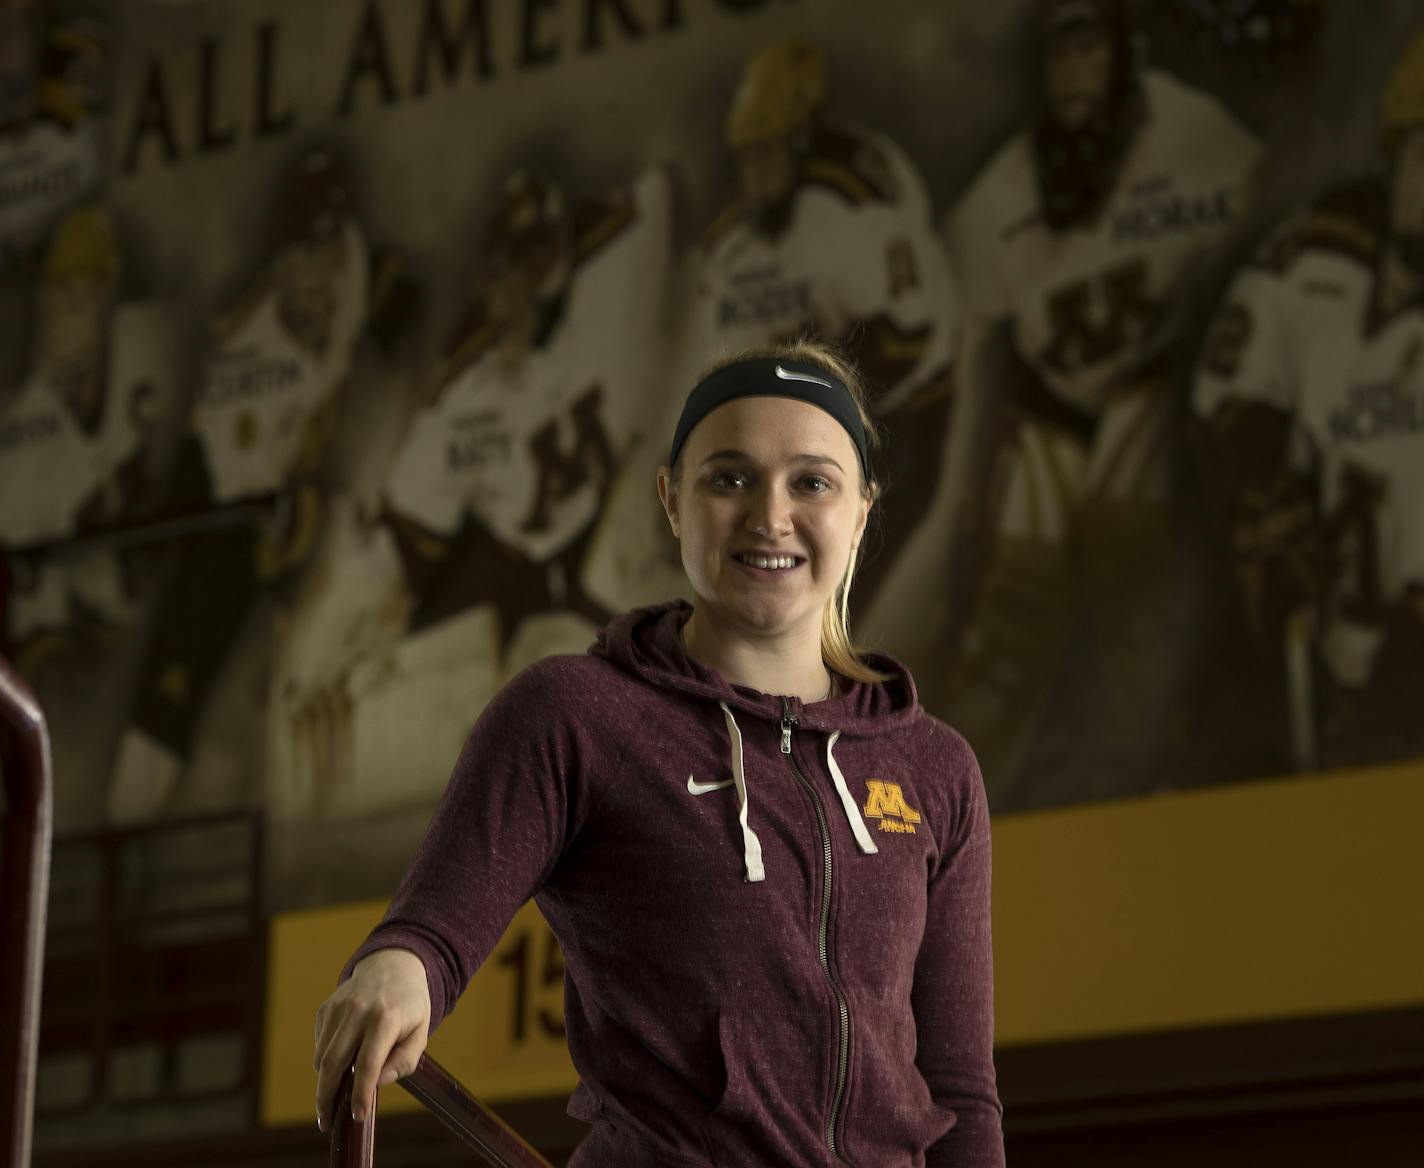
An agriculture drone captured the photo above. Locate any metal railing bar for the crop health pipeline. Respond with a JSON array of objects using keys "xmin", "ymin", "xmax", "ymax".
[
  {"xmin": 330, "ymin": 1055, "xmax": 553, "ymax": 1168},
  {"xmin": 0, "ymin": 655, "xmax": 54, "ymax": 1168}
]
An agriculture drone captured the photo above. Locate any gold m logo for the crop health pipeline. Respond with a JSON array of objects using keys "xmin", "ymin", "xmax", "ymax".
[{"xmin": 863, "ymin": 781, "xmax": 921, "ymax": 834}]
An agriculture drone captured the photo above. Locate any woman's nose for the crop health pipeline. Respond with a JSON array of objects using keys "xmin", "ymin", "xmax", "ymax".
[{"xmin": 747, "ymin": 483, "xmax": 793, "ymax": 538}]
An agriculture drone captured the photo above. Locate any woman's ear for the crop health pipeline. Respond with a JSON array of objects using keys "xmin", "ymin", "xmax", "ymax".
[
  {"xmin": 657, "ymin": 467, "xmax": 680, "ymax": 538},
  {"xmin": 853, "ymin": 483, "xmax": 875, "ymax": 547}
]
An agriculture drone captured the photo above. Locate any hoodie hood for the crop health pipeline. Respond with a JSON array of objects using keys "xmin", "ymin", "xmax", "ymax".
[{"xmin": 589, "ymin": 599, "xmax": 922, "ymax": 738}]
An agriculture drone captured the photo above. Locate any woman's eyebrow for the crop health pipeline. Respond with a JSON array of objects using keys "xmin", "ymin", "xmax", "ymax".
[
  {"xmin": 700, "ymin": 448, "xmax": 750, "ymax": 464},
  {"xmin": 701, "ymin": 449, "xmax": 844, "ymax": 472},
  {"xmin": 794, "ymin": 454, "xmax": 845, "ymax": 472}
]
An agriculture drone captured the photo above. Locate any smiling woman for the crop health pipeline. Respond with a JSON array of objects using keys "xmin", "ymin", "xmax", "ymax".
[
  {"xmin": 313, "ymin": 339, "xmax": 1005, "ymax": 1167},
  {"xmin": 658, "ymin": 344, "xmax": 890, "ymax": 698}
]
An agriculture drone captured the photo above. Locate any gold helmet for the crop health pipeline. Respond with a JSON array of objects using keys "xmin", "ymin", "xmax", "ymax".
[
  {"xmin": 43, "ymin": 205, "xmax": 119, "ymax": 286},
  {"xmin": 1384, "ymin": 31, "xmax": 1424, "ymax": 134},
  {"xmin": 725, "ymin": 39, "xmax": 826, "ymax": 150}
]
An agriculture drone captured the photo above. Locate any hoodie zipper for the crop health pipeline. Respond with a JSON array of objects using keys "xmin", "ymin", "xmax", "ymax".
[{"xmin": 781, "ymin": 697, "xmax": 852, "ymax": 1166}]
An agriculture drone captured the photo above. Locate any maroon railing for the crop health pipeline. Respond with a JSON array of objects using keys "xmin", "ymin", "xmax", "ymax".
[
  {"xmin": 330, "ymin": 1055, "xmax": 553, "ymax": 1168},
  {"xmin": 0, "ymin": 656, "xmax": 54, "ymax": 1168}
]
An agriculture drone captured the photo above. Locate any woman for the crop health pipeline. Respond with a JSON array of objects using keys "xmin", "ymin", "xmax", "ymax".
[{"xmin": 313, "ymin": 342, "xmax": 1004, "ymax": 1166}]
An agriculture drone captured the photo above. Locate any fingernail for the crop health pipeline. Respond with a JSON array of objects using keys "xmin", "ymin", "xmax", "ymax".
[{"xmin": 317, "ymin": 1112, "xmax": 325, "ymax": 1134}]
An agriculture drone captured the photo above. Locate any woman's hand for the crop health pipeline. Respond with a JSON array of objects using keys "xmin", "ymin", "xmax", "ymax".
[{"xmin": 314, "ymin": 948, "xmax": 431, "ymax": 1133}]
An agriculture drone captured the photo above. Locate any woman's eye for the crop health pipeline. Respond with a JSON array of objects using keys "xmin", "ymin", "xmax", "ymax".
[
  {"xmin": 710, "ymin": 471, "xmax": 747, "ymax": 489},
  {"xmin": 800, "ymin": 475, "xmax": 833, "ymax": 493}
]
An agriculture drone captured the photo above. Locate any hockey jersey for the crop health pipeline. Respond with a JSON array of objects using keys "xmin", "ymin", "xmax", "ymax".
[
  {"xmin": 1194, "ymin": 183, "xmax": 1424, "ymax": 683},
  {"xmin": 385, "ymin": 168, "xmax": 672, "ymax": 565},
  {"xmin": 191, "ymin": 222, "xmax": 369, "ymax": 503},
  {"xmin": 0, "ymin": 301, "xmax": 172, "ymax": 546},
  {"xmin": 950, "ymin": 69, "xmax": 1260, "ymax": 414},
  {"xmin": 697, "ymin": 122, "xmax": 955, "ymax": 412},
  {"xmin": 0, "ymin": 115, "xmax": 100, "ymax": 264}
]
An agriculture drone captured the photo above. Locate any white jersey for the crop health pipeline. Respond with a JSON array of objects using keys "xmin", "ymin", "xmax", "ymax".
[
  {"xmin": 0, "ymin": 116, "xmax": 101, "ymax": 265},
  {"xmin": 192, "ymin": 222, "xmax": 369, "ymax": 502},
  {"xmin": 0, "ymin": 301, "xmax": 174, "ymax": 546},
  {"xmin": 1194, "ymin": 187, "xmax": 1424, "ymax": 680},
  {"xmin": 950, "ymin": 69, "xmax": 1260, "ymax": 412},
  {"xmin": 697, "ymin": 124, "xmax": 955, "ymax": 411},
  {"xmin": 385, "ymin": 168, "xmax": 672, "ymax": 564}
]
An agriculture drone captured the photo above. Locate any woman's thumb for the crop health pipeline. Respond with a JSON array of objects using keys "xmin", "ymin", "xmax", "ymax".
[{"xmin": 379, "ymin": 1031, "xmax": 426, "ymax": 1087}]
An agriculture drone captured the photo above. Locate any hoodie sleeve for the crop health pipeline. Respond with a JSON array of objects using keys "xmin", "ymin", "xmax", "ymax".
[
  {"xmin": 914, "ymin": 727, "xmax": 1005, "ymax": 1167},
  {"xmin": 340, "ymin": 657, "xmax": 609, "ymax": 1027}
]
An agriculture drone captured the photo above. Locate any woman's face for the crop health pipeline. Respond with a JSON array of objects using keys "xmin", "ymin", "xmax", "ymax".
[{"xmin": 659, "ymin": 395, "xmax": 871, "ymax": 645}]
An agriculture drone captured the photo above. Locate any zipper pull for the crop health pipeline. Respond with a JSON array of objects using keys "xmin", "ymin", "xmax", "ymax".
[{"xmin": 780, "ymin": 696, "xmax": 796, "ymax": 754}]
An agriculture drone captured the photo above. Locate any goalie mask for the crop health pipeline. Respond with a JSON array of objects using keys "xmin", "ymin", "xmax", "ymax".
[
  {"xmin": 1033, "ymin": 0, "xmax": 1143, "ymax": 231},
  {"xmin": 271, "ymin": 149, "xmax": 354, "ymax": 353},
  {"xmin": 482, "ymin": 171, "xmax": 573, "ymax": 337}
]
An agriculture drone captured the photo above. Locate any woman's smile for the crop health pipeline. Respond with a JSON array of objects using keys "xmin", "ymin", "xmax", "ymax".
[{"xmin": 732, "ymin": 549, "xmax": 806, "ymax": 575}]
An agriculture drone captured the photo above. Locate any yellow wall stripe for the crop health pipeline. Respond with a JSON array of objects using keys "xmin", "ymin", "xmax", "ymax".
[
  {"xmin": 263, "ymin": 759, "xmax": 1424, "ymax": 1126},
  {"xmin": 993, "ymin": 758, "xmax": 1424, "ymax": 1044}
]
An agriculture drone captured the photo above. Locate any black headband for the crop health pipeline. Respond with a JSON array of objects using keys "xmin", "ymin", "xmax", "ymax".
[{"xmin": 669, "ymin": 356, "xmax": 871, "ymax": 479}]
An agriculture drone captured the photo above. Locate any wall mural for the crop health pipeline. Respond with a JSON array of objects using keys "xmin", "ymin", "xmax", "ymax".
[{"xmin": 3, "ymin": 0, "xmax": 1422, "ymax": 913}]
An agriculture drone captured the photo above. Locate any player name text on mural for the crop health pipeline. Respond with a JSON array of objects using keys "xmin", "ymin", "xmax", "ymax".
[
  {"xmin": 1111, "ymin": 185, "xmax": 1237, "ymax": 244},
  {"xmin": 202, "ymin": 349, "xmax": 304, "ymax": 405}
]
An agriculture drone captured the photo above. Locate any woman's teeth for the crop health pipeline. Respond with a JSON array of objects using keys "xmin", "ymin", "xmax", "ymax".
[{"xmin": 740, "ymin": 554, "xmax": 798, "ymax": 569}]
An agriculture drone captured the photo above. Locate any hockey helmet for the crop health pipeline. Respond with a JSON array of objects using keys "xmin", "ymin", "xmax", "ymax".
[
  {"xmin": 1039, "ymin": 0, "xmax": 1131, "ymax": 35},
  {"xmin": 43, "ymin": 18, "xmax": 107, "ymax": 124},
  {"xmin": 0, "ymin": 0, "xmax": 40, "ymax": 77},
  {"xmin": 725, "ymin": 39, "xmax": 826, "ymax": 150},
  {"xmin": 1384, "ymin": 31, "xmax": 1424, "ymax": 135},
  {"xmin": 482, "ymin": 170, "xmax": 572, "ymax": 295},
  {"xmin": 272, "ymin": 148, "xmax": 353, "ymax": 250},
  {"xmin": 42, "ymin": 204, "xmax": 119, "ymax": 286}
]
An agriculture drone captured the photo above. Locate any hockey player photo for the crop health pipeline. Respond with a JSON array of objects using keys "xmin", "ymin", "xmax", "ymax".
[
  {"xmin": 870, "ymin": 0, "xmax": 1261, "ymax": 810},
  {"xmin": 106, "ymin": 146, "xmax": 389, "ymax": 826},
  {"xmin": 1193, "ymin": 29, "xmax": 1424, "ymax": 774},
  {"xmin": 695, "ymin": 38, "xmax": 958, "ymax": 599},
  {"xmin": 0, "ymin": 204, "xmax": 179, "ymax": 673},
  {"xmin": 0, "ymin": 0, "xmax": 104, "ymax": 267},
  {"xmin": 267, "ymin": 165, "xmax": 674, "ymax": 824}
]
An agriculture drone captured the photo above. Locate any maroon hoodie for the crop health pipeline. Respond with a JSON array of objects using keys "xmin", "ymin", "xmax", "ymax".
[{"xmin": 346, "ymin": 600, "xmax": 1003, "ymax": 1166}]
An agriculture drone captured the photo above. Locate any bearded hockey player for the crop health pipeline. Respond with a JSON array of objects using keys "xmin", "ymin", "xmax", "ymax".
[
  {"xmin": 266, "ymin": 166, "xmax": 673, "ymax": 821},
  {"xmin": 696, "ymin": 38, "xmax": 957, "ymax": 595},
  {"xmin": 0, "ymin": 0, "xmax": 103, "ymax": 264},
  {"xmin": 871, "ymin": 0, "xmax": 1261, "ymax": 809},
  {"xmin": 1194, "ymin": 30, "xmax": 1424, "ymax": 771},
  {"xmin": 106, "ymin": 148, "xmax": 375, "ymax": 825}
]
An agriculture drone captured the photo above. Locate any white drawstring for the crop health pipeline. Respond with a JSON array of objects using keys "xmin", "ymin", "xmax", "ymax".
[
  {"xmin": 719, "ymin": 702, "xmax": 766, "ymax": 883},
  {"xmin": 826, "ymin": 731, "xmax": 879, "ymax": 855},
  {"xmin": 712, "ymin": 708, "xmax": 876, "ymax": 879}
]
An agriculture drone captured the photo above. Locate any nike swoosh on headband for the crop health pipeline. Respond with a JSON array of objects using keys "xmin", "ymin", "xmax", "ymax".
[
  {"xmin": 775, "ymin": 363, "xmax": 836, "ymax": 390},
  {"xmin": 687, "ymin": 774, "xmax": 736, "ymax": 795}
]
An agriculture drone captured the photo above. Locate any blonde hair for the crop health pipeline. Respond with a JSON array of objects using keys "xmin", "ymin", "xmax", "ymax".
[{"xmin": 674, "ymin": 339, "xmax": 892, "ymax": 685}]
